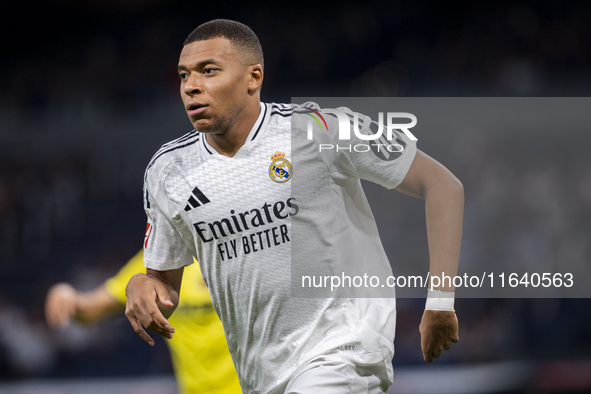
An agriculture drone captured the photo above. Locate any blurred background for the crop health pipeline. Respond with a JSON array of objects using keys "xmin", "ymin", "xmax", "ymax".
[{"xmin": 1, "ymin": 0, "xmax": 591, "ymax": 393}]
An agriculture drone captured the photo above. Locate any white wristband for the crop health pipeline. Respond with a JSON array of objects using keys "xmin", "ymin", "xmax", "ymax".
[{"xmin": 425, "ymin": 289, "xmax": 455, "ymax": 311}]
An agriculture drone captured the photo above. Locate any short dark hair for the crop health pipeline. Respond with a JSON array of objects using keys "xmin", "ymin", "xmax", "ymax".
[{"xmin": 184, "ymin": 19, "xmax": 264, "ymax": 68}]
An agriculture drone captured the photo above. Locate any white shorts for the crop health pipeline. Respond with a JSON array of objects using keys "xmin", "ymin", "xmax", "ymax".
[{"xmin": 283, "ymin": 357, "xmax": 386, "ymax": 394}]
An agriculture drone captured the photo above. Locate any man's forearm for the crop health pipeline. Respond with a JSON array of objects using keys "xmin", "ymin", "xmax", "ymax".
[
  {"xmin": 74, "ymin": 286, "xmax": 123, "ymax": 324},
  {"xmin": 424, "ymin": 176, "xmax": 464, "ymax": 292}
]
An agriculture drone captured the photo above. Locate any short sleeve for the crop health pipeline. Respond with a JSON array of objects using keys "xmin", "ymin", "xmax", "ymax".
[
  {"xmin": 143, "ymin": 169, "xmax": 194, "ymax": 271},
  {"xmin": 324, "ymin": 107, "xmax": 417, "ymax": 189}
]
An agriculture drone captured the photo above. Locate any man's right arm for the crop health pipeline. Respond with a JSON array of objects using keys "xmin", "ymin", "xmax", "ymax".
[
  {"xmin": 45, "ymin": 283, "xmax": 122, "ymax": 328},
  {"xmin": 45, "ymin": 250, "xmax": 148, "ymax": 328},
  {"xmin": 125, "ymin": 267, "xmax": 184, "ymax": 346}
]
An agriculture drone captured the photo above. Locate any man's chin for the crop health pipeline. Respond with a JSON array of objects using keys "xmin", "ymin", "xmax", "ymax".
[
  {"xmin": 191, "ymin": 117, "xmax": 231, "ymax": 135},
  {"xmin": 191, "ymin": 118, "xmax": 213, "ymax": 133}
]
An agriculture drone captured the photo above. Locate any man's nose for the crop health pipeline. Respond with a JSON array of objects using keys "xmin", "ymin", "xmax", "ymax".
[{"xmin": 184, "ymin": 73, "xmax": 202, "ymax": 96}]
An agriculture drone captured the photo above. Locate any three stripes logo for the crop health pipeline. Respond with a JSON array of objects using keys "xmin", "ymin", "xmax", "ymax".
[{"xmin": 184, "ymin": 186, "xmax": 211, "ymax": 211}]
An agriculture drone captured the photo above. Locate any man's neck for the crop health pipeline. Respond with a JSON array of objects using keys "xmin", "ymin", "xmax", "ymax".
[{"xmin": 206, "ymin": 102, "xmax": 261, "ymax": 157}]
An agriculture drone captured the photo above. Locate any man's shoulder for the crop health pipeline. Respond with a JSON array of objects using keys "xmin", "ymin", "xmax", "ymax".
[
  {"xmin": 266, "ymin": 102, "xmax": 293, "ymax": 122},
  {"xmin": 266, "ymin": 102, "xmax": 324, "ymax": 131},
  {"xmin": 267, "ymin": 101, "xmax": 357, "ymax": 124},
  {"xmin": 144, "ymin": 129, "xmax": 202, "ymax": 184},
  {"xmin": 267, "ymin": 101, "xmax": 321, "ymax": 115}
]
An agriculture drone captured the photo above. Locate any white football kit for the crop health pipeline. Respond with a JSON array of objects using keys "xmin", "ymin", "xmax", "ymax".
[{"xmin": 143, "ymin": 102, "xmax": 417, "ymax": 393}]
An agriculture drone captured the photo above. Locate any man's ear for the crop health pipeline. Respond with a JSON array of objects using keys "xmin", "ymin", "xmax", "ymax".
[{"xmin": 247, "ymin": 64, "xmax": 263, "ymax": 94}]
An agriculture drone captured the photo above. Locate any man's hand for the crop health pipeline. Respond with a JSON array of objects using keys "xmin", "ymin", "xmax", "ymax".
[
  {"xmin": 419, "ymin": 310, "xmax": 459, "ymax": 362},
  {"xmin": 45, "ymin": 283, "xmax": 78, "ymax": 328},
  {"xmin": 125, "ymin": 272, "xmax": 178, "ymax": 346}
]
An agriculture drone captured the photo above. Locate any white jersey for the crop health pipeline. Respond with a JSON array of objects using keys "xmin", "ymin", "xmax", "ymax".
[{"xmin": 143, "ymin": 102, "xmax": 417, "ymax": 393}]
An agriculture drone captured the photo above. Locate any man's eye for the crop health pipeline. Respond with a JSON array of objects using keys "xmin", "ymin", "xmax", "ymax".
[
  {"xmin": 204, "ymin": 68, "xmax": 216, "ymax": 74},
  {"xmin": 179, "ymin": 72, "xmax": 189, "ymax": 80}
]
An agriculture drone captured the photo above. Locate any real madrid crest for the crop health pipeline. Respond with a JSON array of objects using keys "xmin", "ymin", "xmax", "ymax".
[{"xmin": 268, "ymin": 151, "xmax": 292, "ymax": 183}]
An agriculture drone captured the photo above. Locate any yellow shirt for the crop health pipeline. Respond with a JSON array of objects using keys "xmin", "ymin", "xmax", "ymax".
[{"xmin": 105, "ymin": 250, "xmax": 241, "ymax": 394}]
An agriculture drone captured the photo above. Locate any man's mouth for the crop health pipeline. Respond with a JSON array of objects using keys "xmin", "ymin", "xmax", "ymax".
[{"xmin": 187, "ymin": 103, "xmax": 207, "ymax": 116}]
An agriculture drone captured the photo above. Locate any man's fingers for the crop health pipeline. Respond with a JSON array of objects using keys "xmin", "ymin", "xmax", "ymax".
[
  {"xmin": 151, "ymin": 307, "xmax": 174, "ymax": 332},
  {"xmin": 130, "ymin": 299, "xmax": 174, "ymax": 339},
  {"xmin": 128, "ymin": 316, "xmax": 155, "ymax": 346},
  {"xmin": 45, "ymin": 289, "xmax": 75, "ymax": 329},
  {"xmin": 52, "ymin": 304, "xmax": 70, "ymax": 328},
  {"xmin": 45, "ymin": 298, "xmax": 59, "ymax": 327},
  {"xmin": 419, "ymin": 310, "xmax": 459, "ymax": 362},
  {"xmin": 143, "ymin": 302, "xmax": 175, "ymax": 335},
  {"xmin": 144, "ymin": 317, "xmax": 174, "ymax": 338}
]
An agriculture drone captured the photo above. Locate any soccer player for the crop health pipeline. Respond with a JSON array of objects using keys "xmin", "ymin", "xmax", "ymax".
[
  {"xmin": 45, "ymin": 250, "xmax": 241, "ymax": 394},
  {"xmin": 126, "ymin": 19, "xmax": 463, "ymax": 393}
]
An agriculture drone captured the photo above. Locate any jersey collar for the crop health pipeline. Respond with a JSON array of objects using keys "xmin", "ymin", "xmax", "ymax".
[{"xmin": 200, "ymin": 102, "xmax": 270, "ymax": 156}]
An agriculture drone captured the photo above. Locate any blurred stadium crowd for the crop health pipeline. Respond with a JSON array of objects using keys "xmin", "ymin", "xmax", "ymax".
[{"xmin": 1, "ymin": 0, "xmax": 591, "ymax": 390}]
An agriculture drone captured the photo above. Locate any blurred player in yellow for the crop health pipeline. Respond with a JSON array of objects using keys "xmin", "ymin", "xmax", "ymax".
[{"xmin": 45, "ymin": 250, "xmax": 240, "ymax": 394}]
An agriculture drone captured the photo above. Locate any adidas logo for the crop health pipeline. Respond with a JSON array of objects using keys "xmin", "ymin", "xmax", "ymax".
[{"xmin": 184, "ymin": 186, "xmax": 210, "ymax": 211}]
